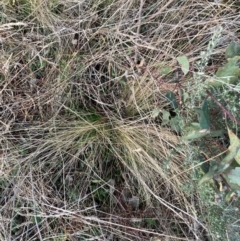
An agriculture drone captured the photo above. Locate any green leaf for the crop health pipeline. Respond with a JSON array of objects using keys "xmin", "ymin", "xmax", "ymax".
[
  {"xmin": 158, "ymin": 65, "xmax": 172, "ymax": 75},
  {"xmin": 151, "ymin": 108, "xmax": 161, "ymax": 118},
  {"xmin": 209, "ymin": 130, "xmax": 224, "ymax": 138},
  {"xmin": 199, "ymin": 161, "xmax": 219, "ymax": 185},
  {"xmin": 161, "ymin": 109, "xmax": 170, "ymax": 124},
  {"xmin": 170, "ymin": 115, "xmax": 182, "ymax": 133},
  {"xmin": 182, "ymin": 122, "xmax": 210, "ymax": 141},
  {"xmin": 177, "ymin": 55, "xmax": 189, "ymax": 75},
  {"xmin": 194, "ymin": 100, "xmax": 210, "ymax": 130},
  {"xmin": 199, "ymin": 155, "xmax": 210, "ymax": 174},
  {"xmin": 207, "ymin": 56, "xmax": 240, "ymax": 86},
  {"xmin": 190, "ymin": 122, "xmax": 201, "ymax": 129},
  {"xmin": 182, "ymin": 89, "xmax": 189, "ymax": 102},
  {"xmin": 225, "ymin": 42, "xmax": 240, "ymax": 59},
  {"xmin": 166, "ymin": 91, "xmax": 178, "ymax": 109},
  {"xmin": 237, "ymin": 190, "xmax": 240, "ymax": 197},
  {"xmin": 227, "ymin": 128, "xmax": 240, "ymax": 165},
  {"xmin": 182, "ymin": 101, "xmax": 211, "ymax": 140},
  {"xmin": 210, "ymin": 128, "xmax": 240, "ymax": 176},
  {"xmin": 216, "ymin": 56, "xmax": 240, "ymax": 81},
  {"xmin": 182, "ymin": 129, "xmax": 210, "ymax": 141},
  {"xmin": 228, "ymin": 167, "xmax": 240, "ymax": 186}
]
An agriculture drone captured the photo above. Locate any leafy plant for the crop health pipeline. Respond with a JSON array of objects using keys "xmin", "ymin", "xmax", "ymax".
[{"xmin": 170, "ymin": 43, "xmax": 240, "ymax": 217}]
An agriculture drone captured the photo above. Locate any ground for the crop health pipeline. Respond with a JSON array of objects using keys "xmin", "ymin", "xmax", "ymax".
[{"xmin": 0, "ymin": 1, "xmax": 240, "ymax": 240}]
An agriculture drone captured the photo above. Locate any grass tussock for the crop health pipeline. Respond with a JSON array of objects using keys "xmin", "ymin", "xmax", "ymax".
[{"xmin": 0, "ymin": 0, "xmax": 240, "ymax": 240}]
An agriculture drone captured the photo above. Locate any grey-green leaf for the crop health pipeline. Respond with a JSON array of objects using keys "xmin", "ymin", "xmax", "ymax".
[
  {"xmin": 216, "ymin": 56, "xmax": 240, "ymax": 84},
  {"xmin": 159, "ymin": 65, "xmax": 172, "ymax": 75},
  {"xmin": 195, "ymin": 100, "xmax": 210, "ymax": 130},
  {"xmin": 207, "ymin": 56, "xmax": 240, "ymax": 86},
  {"xmin": 225, "ymin": 42, "xmax": 240, "ymax": 59},
  {"xmin": 166, "ymin": 91, "xmax": 178, "ymax": 109},
  {"xmin": 161, "ymin": 109, "xmax": 170, "ymax": 124},
  {"xmin": 228, "ymin": 167, "xmax": 240, "ymax": 186},
  {"xmin": 177, "ymin": 55, "xmax": 189, "ymax": 75},
  {"xmin": 151, "ymin": 108, "xmax": 161, "ymax": 118},
  {"xmin": 182, "ymin": 129, "xmax": 210, "ymax": 141}
]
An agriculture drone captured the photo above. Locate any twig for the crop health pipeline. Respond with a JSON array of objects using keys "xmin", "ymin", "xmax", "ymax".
[
  {"xmin": 134, "ymin": 0, "xmax": 144, "ymax": 63},
  {"xmin": 206, "ymin": 90, "xmax": 240, "ymax": 125}
]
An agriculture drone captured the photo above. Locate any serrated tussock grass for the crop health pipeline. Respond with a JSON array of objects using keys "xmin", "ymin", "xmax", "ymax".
[{"xmin": 1, "ymin": 0, "xmax": 239, "ymax": 240}]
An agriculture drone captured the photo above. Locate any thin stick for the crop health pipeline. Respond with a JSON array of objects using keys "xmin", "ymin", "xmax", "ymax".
[{"xmin": 134, "ymin": 0, "xmax": 144, "ymax": 63}]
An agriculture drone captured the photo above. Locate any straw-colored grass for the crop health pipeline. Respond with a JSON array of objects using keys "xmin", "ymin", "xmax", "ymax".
[{"xmin": 0, "ymin": 0, "xmax": 239, "ymax": 240}]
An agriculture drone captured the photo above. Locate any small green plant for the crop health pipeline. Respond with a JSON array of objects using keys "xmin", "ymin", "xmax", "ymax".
[
  {"xmin": 128, "ymin": 39, "xmax": 240, "ymax": 240},
  {"xmin": 179, "ymin": 42, "xmax": 240, "ymax": 200},
  {"xmin": 164, "ymin": 39, "xmax": 240, "ymax": 240}
]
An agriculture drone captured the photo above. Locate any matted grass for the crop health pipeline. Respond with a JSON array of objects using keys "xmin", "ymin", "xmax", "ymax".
[{"xmin": 0, "ymin": 0, "xmax": 240, "ymax": 240}]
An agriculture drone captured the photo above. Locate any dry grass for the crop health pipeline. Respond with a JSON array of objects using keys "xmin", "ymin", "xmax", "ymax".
[{"xmin": 0, "ymin": 0, "xmax": 240, "ymax": 240}]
